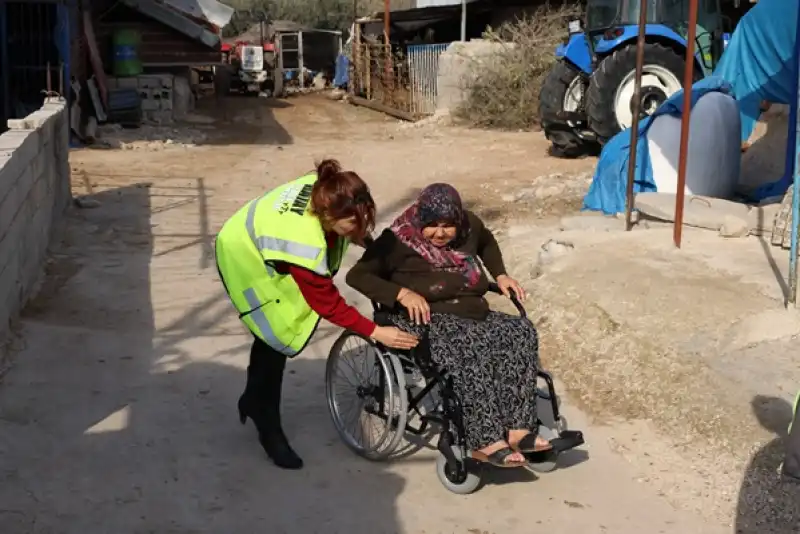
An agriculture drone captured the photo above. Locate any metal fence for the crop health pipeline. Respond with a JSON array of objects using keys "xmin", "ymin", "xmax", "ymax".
[
  {"xmin": 351, "ymin": 43, "xmax": 413, "ymax": 114},
  {"xmin": 0, "ymin": 0, "xmax": 72, "ymax": 134},
  {"xmin": 407, "ymin": 43, "xmax": 448, "ymax": 116},
  {"xmin": 350, "ymin": 41, "xmax": 450, "ymax": 119}
]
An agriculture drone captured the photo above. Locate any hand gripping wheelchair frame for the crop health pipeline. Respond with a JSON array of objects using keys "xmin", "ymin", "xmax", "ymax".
[{"xmin": 325, "ymin": 283, "xmax": 585, "ymax": 494}]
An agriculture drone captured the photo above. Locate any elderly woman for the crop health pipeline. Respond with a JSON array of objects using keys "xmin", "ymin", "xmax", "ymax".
[{"xmin": 346, "ymin": 184, "xmax": 551, "ymax": 467}]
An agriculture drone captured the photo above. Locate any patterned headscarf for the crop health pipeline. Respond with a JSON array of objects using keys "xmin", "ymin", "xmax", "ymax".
[{"xmin": 389, "ymin": 183, "xmax": 482, "ymax": 287}]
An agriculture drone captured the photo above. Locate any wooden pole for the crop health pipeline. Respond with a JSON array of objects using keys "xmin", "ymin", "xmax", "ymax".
[
  {"xmin": 623, "ymin": 0, "xmax": 649, "ymax": 231},
  {"xmin": 351, "ymin": 0, "xmax": 359, "ymax": 95},
  {"xmin": 384, "ymin": 0, "xmax": 391, "ymax": 94},
  {"xmin": 672, "ymin": 0, "xmax": 700, "ymax": 248}
]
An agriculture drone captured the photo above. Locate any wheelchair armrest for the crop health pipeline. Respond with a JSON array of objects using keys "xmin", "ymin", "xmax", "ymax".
[{"xmin": 487, "ymin": 282, "xmax": 527, "ymax": 319}]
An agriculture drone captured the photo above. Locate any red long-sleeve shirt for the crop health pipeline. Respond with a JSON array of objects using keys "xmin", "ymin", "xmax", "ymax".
[{"xmin": 274, "ymin": 233, "xmax": 376, "ymax": 338}]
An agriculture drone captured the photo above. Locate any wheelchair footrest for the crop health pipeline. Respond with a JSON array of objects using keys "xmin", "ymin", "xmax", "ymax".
[{"xmin": 550, "ymin": 430, "xmax": 584, "ymax": 454}]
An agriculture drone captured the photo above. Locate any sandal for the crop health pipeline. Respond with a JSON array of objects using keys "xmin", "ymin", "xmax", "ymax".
[
  {"xmin": 513, "ymin": 432, "xmax": 553, "ymax": 453},
  {"xmin": 472, "ymin": 446, "xmax": 528, "ymax": 468}
]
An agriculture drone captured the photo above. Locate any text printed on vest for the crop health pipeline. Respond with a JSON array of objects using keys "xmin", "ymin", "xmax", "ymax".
[{"xmin": 274, "ymin": 183, "xmax": 314, "ymax": 215}]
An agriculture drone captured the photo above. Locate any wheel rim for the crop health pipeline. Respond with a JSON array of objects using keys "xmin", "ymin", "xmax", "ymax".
[
  {"xmin": 613, "ymin": 65, "xmax": 682, "ymax": 130},
  {"xmin": 327, "ymin": 334, "xmax": 396, "ymax": 457},
  {"xmin": 563, "ymin": 76, "xmax": 583, "ymax": 127}
]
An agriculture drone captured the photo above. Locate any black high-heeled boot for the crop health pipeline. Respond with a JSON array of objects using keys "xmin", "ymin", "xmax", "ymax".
[{"xmin": 238, "ymin": 338, "xmax": 303, "ymax": 470}]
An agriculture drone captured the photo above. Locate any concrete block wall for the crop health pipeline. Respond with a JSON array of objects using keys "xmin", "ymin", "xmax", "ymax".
[
  {"xmin": 107, "ymin": 74, "xmax": 193, "ymax": 123},
  {"xmin": 0, "ymin": 98, "xmax": 71, "ymax": 341}
]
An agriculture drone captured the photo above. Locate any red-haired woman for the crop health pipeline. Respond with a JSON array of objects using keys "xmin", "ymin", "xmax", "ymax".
[{"xmin": 215, "ymin": 159, "xmax": 418, "ymax": 470}]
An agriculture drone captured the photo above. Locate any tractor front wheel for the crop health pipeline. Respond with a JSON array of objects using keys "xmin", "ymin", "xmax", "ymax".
[
  {"xmin": 586, "ymin": 43, "xmax": 691, "ymax": 143},
  {"xmin": 539, "ymin": 60, "xmax": 596, "ymax": 159}
]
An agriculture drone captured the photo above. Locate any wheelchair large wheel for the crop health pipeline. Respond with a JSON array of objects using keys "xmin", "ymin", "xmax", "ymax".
[
  {"xmin": 436, "ymin": 446, "xmax": 483, "ymax": 494},
  {"xmin": 325, "ymin": 331, "xmax": 408, "ymax": 460}
]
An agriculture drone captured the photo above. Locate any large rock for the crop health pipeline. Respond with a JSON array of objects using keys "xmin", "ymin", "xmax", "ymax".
[{"xmin": 435, "ymin": 40, "xmax": 510, "ymax": 115}]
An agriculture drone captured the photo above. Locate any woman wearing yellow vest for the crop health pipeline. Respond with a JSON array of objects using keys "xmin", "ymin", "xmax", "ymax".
[{"xmin": 215, "ymin": 159, "xmax": 419, "ymax": 469}]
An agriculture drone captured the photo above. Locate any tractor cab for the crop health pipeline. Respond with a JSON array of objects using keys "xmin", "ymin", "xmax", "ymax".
[
  {"xmin": 540, "ymin": 0, "xmax": 736, "ymax": 158},
  {"xmin": 580, "ymin": 0, "xmax": 728, "ymax": 75}
]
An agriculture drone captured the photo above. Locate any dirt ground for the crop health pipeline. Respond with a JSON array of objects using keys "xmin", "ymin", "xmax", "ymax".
[{"xmin": 0, "ymin": 93, "xmax": 768, "ymax": 533}]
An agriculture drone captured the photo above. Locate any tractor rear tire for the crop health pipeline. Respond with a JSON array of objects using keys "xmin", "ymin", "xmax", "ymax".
[
  {"xmin": 539, "ymin": 60, "xmax": 595, "ymax": 159},
  {"xmin": 586, "ymin": 43, "xmax": 691, "ymax": 143}
]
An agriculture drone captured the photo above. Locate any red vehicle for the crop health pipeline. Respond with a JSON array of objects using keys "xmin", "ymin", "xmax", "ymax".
[{"xmin": 221, "ymin": 40, "xmax": 276, "ymax": 94}]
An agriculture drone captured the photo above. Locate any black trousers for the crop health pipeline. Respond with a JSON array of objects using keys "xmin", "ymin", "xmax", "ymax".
[
  {"xmin": 784, "ymin": 396, "xmax": 800, "ymax": 480},
  {"xmin": 217, "ymin": 258, "xmax": 289, "ymax": 432},
  {"xmin": 242, "ymin": 335, "xmax": 289, "ymax": 431}
]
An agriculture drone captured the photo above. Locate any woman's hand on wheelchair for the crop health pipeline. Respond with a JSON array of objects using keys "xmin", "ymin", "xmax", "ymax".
[
  {"xmin": 371, "ymin": 326, "xmax": 419, "ymax": 350},
  {"xmin": 396, "ymin": 287, "xmax": 431, "ymax": 325},
  {"xmin": 496, "ymin": 274, "xmax": 526, "ymax": 302}
]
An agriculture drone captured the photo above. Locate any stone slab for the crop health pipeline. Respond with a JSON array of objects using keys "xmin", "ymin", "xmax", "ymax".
[{"xmin": 635, "ymin": 192, "xmax": 751, "ymax": 232}]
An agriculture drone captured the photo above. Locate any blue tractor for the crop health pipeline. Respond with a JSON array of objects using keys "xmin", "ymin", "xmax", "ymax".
[{"xmin": 539, "ymin": 0, "xmax": 734, "ymax": 158}]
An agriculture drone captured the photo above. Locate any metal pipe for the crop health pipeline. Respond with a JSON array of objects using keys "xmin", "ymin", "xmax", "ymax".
[
  {"xmin": 623, "ymin": 0, "xmax": 649, "ymax": 231},
  {"xmin": 672, "ymin": 0, "xmax": 700, "ymax": 248},
  {"xmin": 460, "ymin": 0, "xmax": 467, "ymax": 42},
  {"xmin": 790, "ymin": 154, "xmax": 800, "ymax": 307},
  {"xmin": 788, "ymin": 0, "xmax": 800, "ymax": 307}
]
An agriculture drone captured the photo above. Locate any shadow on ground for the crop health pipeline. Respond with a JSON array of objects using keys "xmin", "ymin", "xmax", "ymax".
[
  {"xmin": 0, "ymin": 182, "xmax": 405, "ymax": 533},
  {"xmin": 735, "ymin": 395, "xmax": 800, "ymax": 533},
  {"xmin": 194, "ymin": 95, "xmax": 294, "ymax": 146}
]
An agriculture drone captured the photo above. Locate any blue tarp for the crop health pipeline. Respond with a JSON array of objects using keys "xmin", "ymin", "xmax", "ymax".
[
  {"xmin": 582, "ymin": 77, "xmax": 733, "ymax": 215},
  {"xmin": 713, "ymin": 0, "xmax": 798, "ymax": 145},
  {"xmin": 333, "ymin": 54, "xmax": 349, "ymax": 88}
]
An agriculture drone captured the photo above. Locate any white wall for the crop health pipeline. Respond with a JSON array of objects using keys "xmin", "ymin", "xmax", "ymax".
[{"xmin": 0, "ymin": 98, "xmax": 71, "ymax": 343}]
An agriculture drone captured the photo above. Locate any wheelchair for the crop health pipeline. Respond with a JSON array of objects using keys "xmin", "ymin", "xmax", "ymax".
[{"xmin": 325, "ymin": 283, "xmax": 585, "ymax": 494}]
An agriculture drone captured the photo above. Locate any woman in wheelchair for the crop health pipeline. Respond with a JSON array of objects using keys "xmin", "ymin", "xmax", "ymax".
[{"xmin": 346, "ymin": 183, "xmax": 551, "ymax": 467}]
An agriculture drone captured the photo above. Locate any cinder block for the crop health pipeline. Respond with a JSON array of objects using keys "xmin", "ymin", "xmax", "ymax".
[
  {"xmin": 138, "ymin": 75, "xmax": 162, "ymax": 89},
  {"xmin": 156, "ymin": 74, "xmax": 174, "ymax": 88},
  {"xmin": 43, "ymin": 96, "xmax": 66, "ymax": 107},
  {"xmin": 13, "ymin": 167, "xmax": 35, "ymax": 209},
  {"xmin": 4, "ymin": 128, "xmax": 38, "ymax": 153},
  {"xmin": 30, "ymin": 153, "xmax": 44, "ymax": 182},
  {"xmin": 158, "ymin": 87, "xmax": 172, "ymax": 101},
  {"xmin": 160, "ymin": 98, "xmax": 173, "ymax": 111},
  {"xmin": 0, "ymin": 212, "xmax": 23, "ymax": 270},
  {"xmin": 0, "ymin": 180, "xmax": 20, "ymax": 242},
  {"xmin": 6, "ymin": 118, "xmax": 29, "ymax": 130},
  {"xmin": 0, "ymin": 246, "xmax": 23, "ymax": 321},
  {"xmin": 0, "ymin": 131, "xmax": 31, "ymax": 150},
  {"xmin": 149, "ymin": 110, "xmax": 173, "ymax": 124},
  {"xmin": 141, "ymin": 97, "xmax": 159, "ymax": 111},
  {"xmin": 118, "ymin": 77, "xmax": 138, "ymax": 89}
]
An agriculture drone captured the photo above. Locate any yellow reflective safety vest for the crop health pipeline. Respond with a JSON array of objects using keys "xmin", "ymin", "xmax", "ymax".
[{"xmin": 215, "ymin": 173, "xmax": 349, "ymax": 356}]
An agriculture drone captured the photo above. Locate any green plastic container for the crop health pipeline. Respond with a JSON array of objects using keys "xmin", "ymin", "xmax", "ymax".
[{"xmin": 112, "ymin": 28, "xmax": 142, "ymax": 77}]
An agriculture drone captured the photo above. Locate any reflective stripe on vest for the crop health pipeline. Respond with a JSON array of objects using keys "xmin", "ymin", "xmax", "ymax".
[
  {"xmin": 245, "ymin": 195, "xmax": 329, "ymax": 275},
  {"xmin": 242, "ymin": 287, "xmax": 296, "ymax": 356}
]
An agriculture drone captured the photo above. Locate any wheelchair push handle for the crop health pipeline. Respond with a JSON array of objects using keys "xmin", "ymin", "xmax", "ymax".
[{"xmin": 487, "ymin": 282, "xmax": 527, "ymax": 319}]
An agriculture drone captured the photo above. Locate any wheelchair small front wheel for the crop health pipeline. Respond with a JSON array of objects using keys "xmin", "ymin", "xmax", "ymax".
[{"xmin": 435, "ymin": 446, "xmax": 483, "ymax": 494}]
